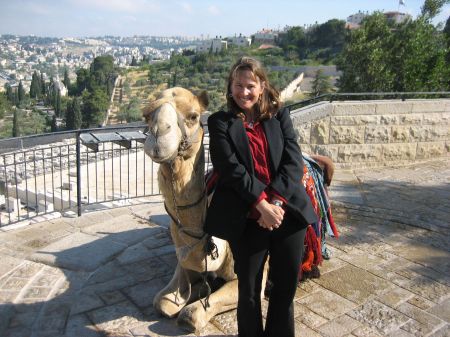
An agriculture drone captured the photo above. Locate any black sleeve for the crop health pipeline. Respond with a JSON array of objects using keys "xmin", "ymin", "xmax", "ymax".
[
  {"xmin": 208, "ymin": 112, "xmax": 266, "ymax": 205},
  {"xmin": 269, "ymin": 107, "xmax": 305, "ymax": 201}
]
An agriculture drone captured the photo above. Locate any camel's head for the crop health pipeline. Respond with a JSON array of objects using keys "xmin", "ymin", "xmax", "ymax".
[{"xmin": 143, "ymin": 87, "xmax": 208, "ymax": 163}]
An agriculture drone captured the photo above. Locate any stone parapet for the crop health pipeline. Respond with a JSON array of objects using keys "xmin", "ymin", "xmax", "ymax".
[{"xmin": 291, "ymin": 99, "xmax": 450, "ymax": 167}]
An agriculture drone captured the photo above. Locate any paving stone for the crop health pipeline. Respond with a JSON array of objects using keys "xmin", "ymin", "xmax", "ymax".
[
  {"xmin": 377, "ymin": 287, "xmax": 415, "ymax": 308},
  {"xmin": 22, "ymin": 286, "xmax": 52, "ymax": 300},
  {"xmin": 2, "ymin": 326, "xmax": 32, "ymax": 337},
  {"xmin": 1, "ymin": 277, "xmax": 29, "ymax": 291},
  {"xmin": 297, "ymin": 287, "xmax": 357, "ymax": 320},
  {"xmin": 314, "ymin": 264, "xmax": 393, "ymax": 304},
  {"xmin": 196, "ymin": 322, "xmax": 226, "ymax": 336},
  {"xmin": 0, "ymin": 290, "xmax": 18, "ymax": 302},
  {"xmin": 293, "ymin": 301, "xmax": 328, "ymax": 328},
  {"xmin": 82, "ymin": 216, "xmax": 156, "ymax": 246},
  {"xmin": 391, "ymin": 274, "xmax": 450, "ymax": 303},
  {"xmin": 316, "ymin": 314, "xmax": 361, "ymax": 337},
  {"xmin": 87, "ymin": 300, "xmax": 144, "ymax": 334},
  {"xmin": 65, "ymin": 314, "xmax": 103, "ymax": 337},
  {"xmin": 129, "ymin": 318, "xmax": 195, "ymax": 336},
  {"xmin": 407, "ymin": 296, "xmax": 436, "ymax": 310},
  {"xmin": 123, "ymin": 278, "xmax": 168, "ymax": 308},
  {"xmin": 141, "ymin": 228, "xmax": 172, "ymax": 249},
  {"xmin": 348, "ymin": 300, "xmax": 411, "ymax": 335},
  {"xmin": 351, "ymin": 324, "xmax": 384, "ymax": 337},
  {"xmin": 429, "ymin": 324, "xmax": 449, "ymax": 337},
  {"xmin": 30, "ymin": 232, "xmax": 127, "ymax": 272},
  {"xmin": 428, "ymin": 298, "xmax": 450, "ymax": 323},
  {"xmin": 294, "ymin": 321, "xmax": 322, "ymax": 337},
  {"xmin": 123, "ymin": 256, "xmax": 173, "ymax": 282},
  {"xmin": 0, "ymin": 255, "xmax": 23, "ymax": 279},
  {"xmin": 70, "ymin": 292, "xmax": 104, "ymax": 315},
  {"xmin": 336, "ymin": 248, "xmax": 387, "ymax": 271},
  {"xmin": 84, "ymin": 260, "xmax": 129, "ymax": 285},
  {"xmin": 98, "ymin": 290, "xmax": 126, "ymax": 305},
  {"xmin": 9, "ymin": 261, "xmax": 43, "ymax": 278},
  {"xmin": 116, "ymin": 243, "xmax": 155, "ymax": 265},
  {"xmin": 395, "ymin": 302, "xmax": 445, "ymax": 336},
  {"xmin": 211, "ymin": 309, "xmax": 238, "ymax": 335}
]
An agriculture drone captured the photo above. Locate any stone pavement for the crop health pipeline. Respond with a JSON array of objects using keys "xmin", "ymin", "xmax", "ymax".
[{"xmin": 0, "ymin": 158, "xmax": 449, "ymax": 337}]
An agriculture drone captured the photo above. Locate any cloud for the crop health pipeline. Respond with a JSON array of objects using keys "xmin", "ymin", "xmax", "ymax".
[
  {"xmin": 71, "ymin": 0, "xmax": 160, "ymax": 13},
  {"xmin": 179, "ymin": 2, "xmax": 193, "ymax": 14},
  {"xmin": 27, "ymin": 2, "xmax": 52, "ymax": 15},
  {"xmin": 208, "ymin": 5, "xmax": 220, "ymax": 16}
]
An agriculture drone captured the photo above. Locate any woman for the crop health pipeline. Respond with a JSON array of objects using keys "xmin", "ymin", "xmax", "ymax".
[{"xmin": 205, "ymin": 57, "xmax": 316, "ymax": 337}]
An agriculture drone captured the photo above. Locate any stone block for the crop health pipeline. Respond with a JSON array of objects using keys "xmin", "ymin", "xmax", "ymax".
[
  {"xmin": 311, "ymin": 145, "xmax": 339, "ymax": 162},
  {"xmin": 391, "ymin": 126, "xmax": 411, "ymax": 143},
  {"xmin": 316, "ymin": 314, "xmax": 362, "ymax": 337},
  {"xmin": 382, "ymin": 143, "xmax": 416, "ymax": 161},
  {"xmin": 329, "ymin": 126, "xmax": 365, "ymax": 144},
  {"xmin": 427, "ymin": 298, "xmax": 450, "ymax": 322},
  {"xmin": 423, "ymin": 112, "xmax": 450, "ymax": 125},
  {"xmin": 331, "ymin": 115, "xmax": 379, "ymax": 126},
  {"xmin": 376, "ymin": 101, "xmax": 412, "ymax": 114},
  {"xmin": 410, "ymin": 125, "xmax": 449, "ymax": 142},
  {"xmin": 292, "ymin": 120, "xmax": 311, "ymax": 144},
  {"xmin": 398, "ymin": 113, "xmax": 423, "ymax": 124},
  {"xmin": 411, "ymin": 100, "xmax": 448, "ymax": 113},
  {"xmin": 333, "ymin": 102, "xmax": 377, "ymax": 116},
  {"xmin": 337, "ymin": 144, "xmax": 383, "ymax": 163},
  {"xmin": 416, "ymin": 142, "xmax": 446, "ymax": 159},
  {"xmin": 310, "ymin": 118, "xmax": 330, "ymax": 144},
  {"xmin": 379, "ymin": 114, "xmax": 400, "ymax": 125},
  {"xmin": 365, "ymin": 125, "xmax": 390, "ymax": 143}
]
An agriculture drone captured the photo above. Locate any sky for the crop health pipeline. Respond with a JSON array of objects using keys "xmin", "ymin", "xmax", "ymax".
[{"xmin": 0, "ymin": 0, "xmax": 449, "ymax": 38}]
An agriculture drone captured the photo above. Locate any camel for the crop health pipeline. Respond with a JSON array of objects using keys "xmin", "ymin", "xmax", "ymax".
[{"xmin": 142, "ymin": 87, "xmax": 238, "ymax": 332}]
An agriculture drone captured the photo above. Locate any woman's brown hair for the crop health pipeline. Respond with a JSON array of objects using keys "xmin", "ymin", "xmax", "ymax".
[{"xmin": 226, "ymin": 56, "xmax": 281, "ymax": 121}]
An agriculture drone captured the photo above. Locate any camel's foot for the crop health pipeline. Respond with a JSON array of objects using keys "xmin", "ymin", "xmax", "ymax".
[
  {"xmin": 153, "ymin": 292, "xmax": 189, "ymax": 318},
  {"xmin": 177, "ymin": 298, "xmax": 237, "ymax": 332}
]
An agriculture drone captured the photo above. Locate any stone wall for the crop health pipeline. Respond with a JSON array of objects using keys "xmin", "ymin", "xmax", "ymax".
[{"xmin": 291, "ymin": 99, "xmax": 450, "ymax": 168}]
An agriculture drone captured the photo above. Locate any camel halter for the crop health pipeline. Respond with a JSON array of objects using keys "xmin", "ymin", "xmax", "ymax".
[{"xmin": 162, "ymin": 109, "xmax": 218, "ymax": 310}]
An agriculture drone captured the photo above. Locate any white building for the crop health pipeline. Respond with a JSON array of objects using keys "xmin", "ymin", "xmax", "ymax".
[
  {"xmin": 196, "ymin": 38, "xmax": 227, "ymax": 53},
  {"xmin": 228, "ymin": 34, "xmax": 251, "ymax": 47},
  {"xmin": 384, "ymin": 11, "xmax": 411, "ymax": 24},
  {"xmin": 253, "ymin": 29, "xmax": 278, "ymax": 44},
  {"xmin": 347, "ymin": 11, "xmax": 368, "ymax": 25}
]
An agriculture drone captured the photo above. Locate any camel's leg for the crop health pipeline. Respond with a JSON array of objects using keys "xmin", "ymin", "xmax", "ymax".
[
  {"xmin": 177, "ymin": 257, "xmax": 269, "ymax": 332},
  {"xmin": 153, "ymin": 263, "xmax": 194, "ymax": 317},
  {"xmin": 176, "ymin": 278, "xmax": 239, "ymax": 332}
]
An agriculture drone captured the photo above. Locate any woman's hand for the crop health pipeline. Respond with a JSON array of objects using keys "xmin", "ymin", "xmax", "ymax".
[{"xmin": 255, "ymin": 199, "xmax": 285, "ymax": 231}]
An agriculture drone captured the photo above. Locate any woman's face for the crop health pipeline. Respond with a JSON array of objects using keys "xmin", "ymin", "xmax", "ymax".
[{"xmin": 230, "ymin": 70, "xmax": 265, "ymax": 115}]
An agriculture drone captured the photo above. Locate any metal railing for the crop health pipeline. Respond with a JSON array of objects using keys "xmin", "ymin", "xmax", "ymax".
[{"xmin": 0, "ymin": 124, "xmax": 158, "ymax": 227}]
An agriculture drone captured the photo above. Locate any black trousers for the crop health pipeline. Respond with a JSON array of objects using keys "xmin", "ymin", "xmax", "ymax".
[{"xmin": 229, "ymin": 213, "xmax": 307, "ymax": 337}]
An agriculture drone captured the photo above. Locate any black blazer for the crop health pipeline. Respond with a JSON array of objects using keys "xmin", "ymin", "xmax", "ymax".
[{"xmin": 204, "ymin": 107, "xmax": 317, "ymax": 243}]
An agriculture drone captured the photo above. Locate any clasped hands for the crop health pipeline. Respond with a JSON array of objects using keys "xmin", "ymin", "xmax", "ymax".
[{"xmin": 255, "ymin": 199, "xmax": 285, "ymax": 231}]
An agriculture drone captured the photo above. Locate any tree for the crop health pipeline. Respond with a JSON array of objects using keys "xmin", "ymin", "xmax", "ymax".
[
  {"xmin": 66, "ymin": 97, "xmax": 82, "ymax": 130},
  {"xmin": 82, "ymin": 88, "xmax": 109, "ymax": 127},
  {"xmin": 63, "ymin": 68, "xmax": 70, "ymax": 89},
  {"xmin": 311, "ymin": 69, "xmax": 333, "ymax": 96},
  {"xmin": 131, "ymin": 56, "xmax": 138, "ymax": 66},
  {"xmin": 18, "ymin": 80, "xmax": 25, "ymax": 103},
  {"xmin": 40, "ymin": 73, "xmax": 46, "ymax": 96},
  {"xmin": 30, "ymin": 71, "xmax": 41, "ymax": 99},
  {"xmin": 420, "ymin": 0, "xmax": 450, "ymax": 20},
  {"xmin": 337, "ymin": 13, "xmax": 395, "ymax": 92},
  {"xmin": 5, "ymin": 83, "xmax": 14, "ymax": 103},
  {"xmin": 76, "ymin": 68, "xmax": 90, "ymax": 94},
  {"xmin": 0, "ymin": 92, "xmax": 10, "ymax": 119},
  {"xmin": 12, "ymin": 109, "xmax": 19, "ymax": 137},
  {"xmin": 51, "ymin": 114, "xmax": 57, "ymax": 132},
  {"xmin": 55, "ymin": 90, "xmax": 62, "ymax": 117}
]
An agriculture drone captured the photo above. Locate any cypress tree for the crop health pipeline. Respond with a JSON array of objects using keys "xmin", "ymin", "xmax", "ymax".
[
  {"xmin": 40, "ymin": 73, "xmax": 46, "ymax": 96},
  {"xmin": 12, "ymin": 109, "xmax": 19, "ymax": 137},
  {"xmin": 18, "ymin": 80, "xmax": 25, "ymax": 103},
  {"xmin": 63, "ymin": 68, "xmax": 70, "ymax": 89},
  {"xmin": 55, "ymin": 90, "xmax": 61, "ymax": 117},
  {"xmin": 73, "ymin": 97, "xmax": 82, "ymax": 129},
  {"xmin": 51, "ymin": 114, "xmax": 57, "ymax": 132}
]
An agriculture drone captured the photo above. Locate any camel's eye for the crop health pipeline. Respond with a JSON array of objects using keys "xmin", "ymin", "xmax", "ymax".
[{"xmin": 187, "ymin": 114, "xmax": 198, "ymax": 122}]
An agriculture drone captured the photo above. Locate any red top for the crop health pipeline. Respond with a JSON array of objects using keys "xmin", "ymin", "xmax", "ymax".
[{"xmin": 244, "ymin": 121, "xmax": 286, "ymax": 219}]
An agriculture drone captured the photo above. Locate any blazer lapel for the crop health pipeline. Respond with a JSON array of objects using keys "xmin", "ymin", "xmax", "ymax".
[
  {"xmin": 228, "ymin": 117, "xmax": 254, "ymax": 173},
  {"xmin": 263, "ymin": 117, "xmax": 283, "ymax": 173}
]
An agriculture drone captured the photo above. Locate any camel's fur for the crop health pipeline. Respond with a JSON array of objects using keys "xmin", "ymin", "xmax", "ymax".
[{"xmin": 143, "ymin": 87, "xmax": 240, "ymax": 332}]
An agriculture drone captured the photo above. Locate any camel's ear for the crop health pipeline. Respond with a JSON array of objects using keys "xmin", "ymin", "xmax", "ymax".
[{"xmin": 197, "ymin": 91, "xmax": 209, "ymax": 111}]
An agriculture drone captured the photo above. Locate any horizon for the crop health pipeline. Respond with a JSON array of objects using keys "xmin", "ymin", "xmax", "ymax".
[{"xmin": 0, "ymin": 0, "xmax": 449, "ymax": 39}]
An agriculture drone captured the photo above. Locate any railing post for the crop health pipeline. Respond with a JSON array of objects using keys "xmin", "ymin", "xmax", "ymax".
[{"xmin": 76, "ymin": 131, "xmax": 82, "ymax": 216}]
